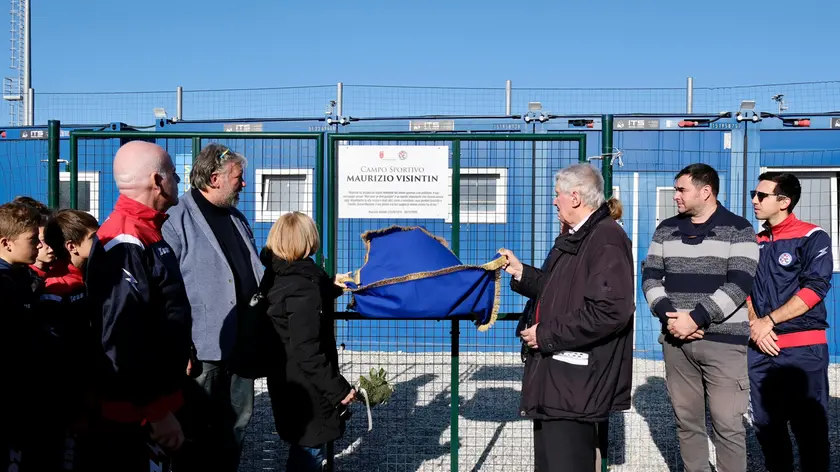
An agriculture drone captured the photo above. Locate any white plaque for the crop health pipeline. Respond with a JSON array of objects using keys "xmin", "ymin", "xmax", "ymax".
[{"xmin": 338, "ymin": 145, "xmax": 449, "ymax": 219}]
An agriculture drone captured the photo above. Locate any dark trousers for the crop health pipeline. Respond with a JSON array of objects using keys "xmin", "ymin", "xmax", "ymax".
[
  {"xmin": 3, "ymin": 423, "xmax": 85, "ymax": 471},
  {"xmin": 534, "ymin": 419, "xmax": 598, "ymax": 472},
  {"xmin": 86, "ymin": 421, "xmax": 173, "ymax": 472},
  {"xmin": 172, "ymin": 360, "xmax": 255, "ymax": 472},
  {"xmin": 748, "ymin": 344, "xmax": 830, "ymax": 472}
]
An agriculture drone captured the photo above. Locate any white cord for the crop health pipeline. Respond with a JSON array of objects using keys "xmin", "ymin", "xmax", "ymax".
[{"xmin": 356, "ymin": 386, "xmax": 373, "ymax": 431}]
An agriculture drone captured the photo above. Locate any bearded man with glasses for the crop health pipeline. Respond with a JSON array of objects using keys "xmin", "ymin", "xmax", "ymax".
[{"xmin": 747, "ymin": 172, "xmax": 833, "ymax": 472}]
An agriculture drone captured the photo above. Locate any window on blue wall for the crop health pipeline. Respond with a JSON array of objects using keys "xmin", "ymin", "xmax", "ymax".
[
  {"xmin": 656, "ymin": 187, "xmax": 679, "ymax": 227},
  {"xmin": 762, "ymin": 168, "xmax": 840, "ymax": 272},
  {"xmin": 254, "ymin": 168, "xmax": 314, "ymax": 222},
  {"xmin": 59, "ymin": 172, "xmax": 99, "ymax": 221},
  {"xmin": 445, "ymin": 168, "xmax": 508, "ymax": 224}
]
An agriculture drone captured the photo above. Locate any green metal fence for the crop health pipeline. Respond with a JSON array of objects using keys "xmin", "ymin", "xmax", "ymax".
[
  {"xmin": 325, "ymin": 133, "xmax": 587, "ymax": 472},
  {"xmin": 48, "ymin": 122, "xmax": 840, "ymax": 472}
]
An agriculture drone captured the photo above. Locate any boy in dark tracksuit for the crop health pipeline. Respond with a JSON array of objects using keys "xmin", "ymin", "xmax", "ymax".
[
  {"xmin": 32, "ymin": 209, "xmax": 101, "ymax": 470},
  {"xmin": 748, "ymin": 172, "xmax": 833, "ymax": 472},
  {"xmin": 13, "ymin": 196, "xmax": 57, "ymax": 289},
  {"xmin": 0, "ymin": 201, "xmax": 45, "ymax": 471}
]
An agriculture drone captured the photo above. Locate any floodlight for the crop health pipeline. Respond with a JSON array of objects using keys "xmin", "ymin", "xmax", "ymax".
[{"xmin": 153, "ymin": 108, "xmax": 168, "ymax": 119}]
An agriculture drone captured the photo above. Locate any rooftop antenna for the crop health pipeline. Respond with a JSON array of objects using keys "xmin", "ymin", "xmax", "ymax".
[{"xmin": 3, "ymin": 0, "xmax": 29, "ymax": 126}]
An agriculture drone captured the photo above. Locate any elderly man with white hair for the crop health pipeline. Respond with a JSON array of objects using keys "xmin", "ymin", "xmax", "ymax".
[{"xmin": 500, "ymin": 163, "xmax": 635, "ymax": 472}]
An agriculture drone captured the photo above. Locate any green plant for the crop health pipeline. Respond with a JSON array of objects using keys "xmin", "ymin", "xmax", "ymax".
[{"xmin": 357, "ymin": 368, "xmax": 394, "ymax": 407}]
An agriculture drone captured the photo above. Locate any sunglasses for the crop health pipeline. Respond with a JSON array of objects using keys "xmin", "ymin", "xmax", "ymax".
[{"xmin": 750, "ymin": 190, "xmax": 787, "ymax": 202}]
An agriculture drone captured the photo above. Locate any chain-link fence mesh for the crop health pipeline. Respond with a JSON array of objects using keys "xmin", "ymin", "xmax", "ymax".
[
  {"xmin": 30, "ymin": 127, "xmax": 838, "ymax": 472},
  {"xmin": 18, "ymin": 80, "xmax": 840, "ymax": 126},
  {"xmin": 0, "ymin": 137, "xmax": 49, "ymax": 204}
]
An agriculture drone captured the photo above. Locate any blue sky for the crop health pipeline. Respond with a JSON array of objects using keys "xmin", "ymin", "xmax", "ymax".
[{"xmin": 32, "ymin": 0, "xmax": 840, "ymax": 92}]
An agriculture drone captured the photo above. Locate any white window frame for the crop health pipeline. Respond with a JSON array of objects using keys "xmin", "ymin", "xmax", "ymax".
[
  {"xmin": 655, "ymin": 186, "xmax": 677, "ymax": 227},
  {"xmin": 445, "ymin": 168, "xmax": 508, "ymax": 224},
  {"xmin": 59, "ymin": 171, "xmax": 99, "ymax": 221},
  {"xmin": 611, "ymin": 186, "xmax": 622, "ymax": 226},
  {"xmin": 254, "ymin": 168, "xmax": 314, "ymax": 223},
  {"xmin": 760, "ymin": 166, "xmax": 840, "ymax": 272}
]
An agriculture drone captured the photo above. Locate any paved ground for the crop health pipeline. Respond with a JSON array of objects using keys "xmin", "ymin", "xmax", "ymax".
[{"xmin": 238, "ymin": 352, "xmax": 839, "ymax": 471}]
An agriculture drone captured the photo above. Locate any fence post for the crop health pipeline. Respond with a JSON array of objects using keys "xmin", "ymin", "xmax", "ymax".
[
  {"xmin": 337, "ymin": 82, "xmax": 344, "ymax": 117},
  {"xmin": 176, "ymin": 86, "xmax": 183, "ymax": 121},
  {"xmin": 601, "ymin": 115, "xmax": 614, "ymax": 199},
  {"xmin": 686, "ymin": 77, "xmax": 694, "ymax": 114},
  {"xmin": 505, "ymin": 80, "xmax": 512, "ymax": 115},
  {"xmin": 315, "ymin": 134, "xmax": 325, "ymax": 267},
  {"xmin": 47, "ymin": 120, "xmax": 60, "ymax": 209},
  {"xmin": 450, "ymin": 139, "xmax": 461, "ymax": 472},
  {"xmin": 191, "ymin": 137, "xmax": 201, "ymax": 164}
]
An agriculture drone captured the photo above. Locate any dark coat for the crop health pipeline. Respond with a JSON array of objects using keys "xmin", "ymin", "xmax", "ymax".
[
  {"xmin": 513, "ymin": 202, "xmax": 634, "ymax": 422},
  {"xmin": 262, "ymin": 249, "xmax": 352, "ymax": 447}
]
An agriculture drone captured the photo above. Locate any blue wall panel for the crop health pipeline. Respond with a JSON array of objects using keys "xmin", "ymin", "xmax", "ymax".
[{"xmin": 3, "ymin": 117, "xmax": 838, "ymax": 358}]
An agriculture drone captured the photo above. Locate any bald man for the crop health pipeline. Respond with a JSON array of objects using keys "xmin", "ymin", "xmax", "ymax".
[{"xmin": 85, "ymin": 141, "xmax": 192, "ymax": 471}]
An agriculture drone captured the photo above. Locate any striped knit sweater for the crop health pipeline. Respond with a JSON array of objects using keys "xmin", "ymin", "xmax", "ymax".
[{"xmin": 642, "ymin": 204, "xmax": 759, "ymax": 344}]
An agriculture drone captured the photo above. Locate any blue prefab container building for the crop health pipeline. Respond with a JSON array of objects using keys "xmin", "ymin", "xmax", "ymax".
[{"xmin": 3, "ymin": 114, "xmax": 838, "ymax": 361}]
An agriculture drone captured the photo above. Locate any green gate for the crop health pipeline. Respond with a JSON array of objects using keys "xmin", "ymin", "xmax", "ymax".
[
  {"xmin": 326, "ymin": 133, "xmax": 587, "ymax": 472},
  {"xmin": 62, "ymin": 129, "xmax": 601, "ymax": 471}
]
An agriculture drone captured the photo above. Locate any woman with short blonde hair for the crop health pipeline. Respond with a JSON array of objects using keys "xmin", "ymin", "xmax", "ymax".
[
  {"xmin": 260, "ymin": 211, "xmax": 354, "ymax": 471},
  {"xmin": 265, "ymin": 211, "xmax": 321, "ymax": 261}
]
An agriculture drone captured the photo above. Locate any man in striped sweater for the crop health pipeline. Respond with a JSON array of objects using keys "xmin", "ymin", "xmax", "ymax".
[{"xmin": 642, "ymin": 163, "xmax": 759, "ymax": 472}]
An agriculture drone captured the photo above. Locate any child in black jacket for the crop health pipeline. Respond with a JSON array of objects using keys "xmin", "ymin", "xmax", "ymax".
[{"xmin": 0, "ymin": 201, "xmax": 45, "ymax": 471}]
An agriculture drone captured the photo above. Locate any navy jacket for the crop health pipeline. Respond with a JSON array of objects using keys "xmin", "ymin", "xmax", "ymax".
[
  {"xmin": 0, "ymin": 259, "xmax": 40, "ymax": 448},
  {"xmin": 750, "ymin": 214, "xmax": 833, "ymax": 334},
  {"xmin": 86, "ymin": 195, "xmax": 193, "ymax": 424},
  {"xmin": 35, "ymin": 261, "xmax": 96, "ymax": 425}
]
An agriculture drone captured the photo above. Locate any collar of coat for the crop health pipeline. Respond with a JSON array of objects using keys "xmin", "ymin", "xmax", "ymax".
[{"xmin": 553, "ymin": 202, "xmax": 612, "ymax": 255}]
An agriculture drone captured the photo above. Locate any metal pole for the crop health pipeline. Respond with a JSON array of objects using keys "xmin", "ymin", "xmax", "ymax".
[
  {"xmin": 336, "ymin": 82, "xmax": 343, "ymax": 117},
  {"xmin": 686, "ymin": 77, "xmax": 694, "ymax": 114},
  {"xmin": 602, "ymin": 115, "xmax": 614, "ymax": 199},
  {"xmin": 176, "ymin": 86, "xmax": 183, "ymax": 121},
  {"xmin": 48, "ymin": 120, "xmax": 60, "ymax": 209},
  {"xmin": 23, "ymin": 0, "xmax": 31, "ymax": 125},
  {"xmin": 27, "ymin": 88, "xmax": 34, "ymax": 125},
  {"xmin": 69, "ymin": 132, "xmax": 78, "ymax": 210},
  {"xmin": 530, "ymin": 122, "xmax": 536, "ymax": 265},
  {"xmin": 505, "ymin": 80, "xmax": 512, "ymax": 115},
  {"xmin": 450, "ymin": 139, "xmax": 461, "ymax": 472},
  {"xmin": 742, "ymin": 121, "xmax": 748, "ymax": 216}
]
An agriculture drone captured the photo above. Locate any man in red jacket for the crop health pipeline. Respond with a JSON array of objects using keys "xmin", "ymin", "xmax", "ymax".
[
  {"xmin": 500, "ymin": 163, "xmax": 634, "ymax": 472},
  {"xmin": 86, "ymin": 141, "xmax": 192, "ymax": 471}
]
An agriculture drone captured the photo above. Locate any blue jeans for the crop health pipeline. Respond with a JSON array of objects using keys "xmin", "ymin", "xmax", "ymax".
[{"xmin": 287, "ymin": 443, "xmax": 326, "ymax": 472}]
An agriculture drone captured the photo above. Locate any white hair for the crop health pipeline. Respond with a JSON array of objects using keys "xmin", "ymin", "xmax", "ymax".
[{"xmin": 554, "ymin": 164, "xmax": 606, "ymax": 209}]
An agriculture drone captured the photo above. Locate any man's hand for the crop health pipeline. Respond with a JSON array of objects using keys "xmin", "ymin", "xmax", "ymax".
[
  {"xmin": 149, "ymin": 412, "xmax": 185, "ymax": 451},
  {"xmin": 685, "ymin": 329, "xmax": 705, "ymax": 341},
  {"xmin": 667, "ymin": 312, "xmax": 699, "ymax": 339},
  {"xmin": 499, "ymin": 248, "xmax": 524, "ymax": 280},
  {"xmin": 756, "ymin": 330, "xmax": 780, "ymax": 356},
  {"xmin": 520, "ymin": 323, "xmax": 539, "ymax": 350},
  {"xmin": 750, "ymin": 316, "xmax": 775, "ymax": 344},
  {"xmin": 340, "ymin": 388, "xmax": 356, "ymax": 406},
  {"xmin": 186, "ymin": 357, "xmax": 192, "ymax": 376}
]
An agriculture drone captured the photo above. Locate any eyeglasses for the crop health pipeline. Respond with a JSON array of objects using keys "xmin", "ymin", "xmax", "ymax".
[
  {"xmin": 750, "ymin": 190, "xmax": 787, "ymax": 202},
  {"xmin": 218, "ymin": 148, "xmax": 232, "ymax": 161}
]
